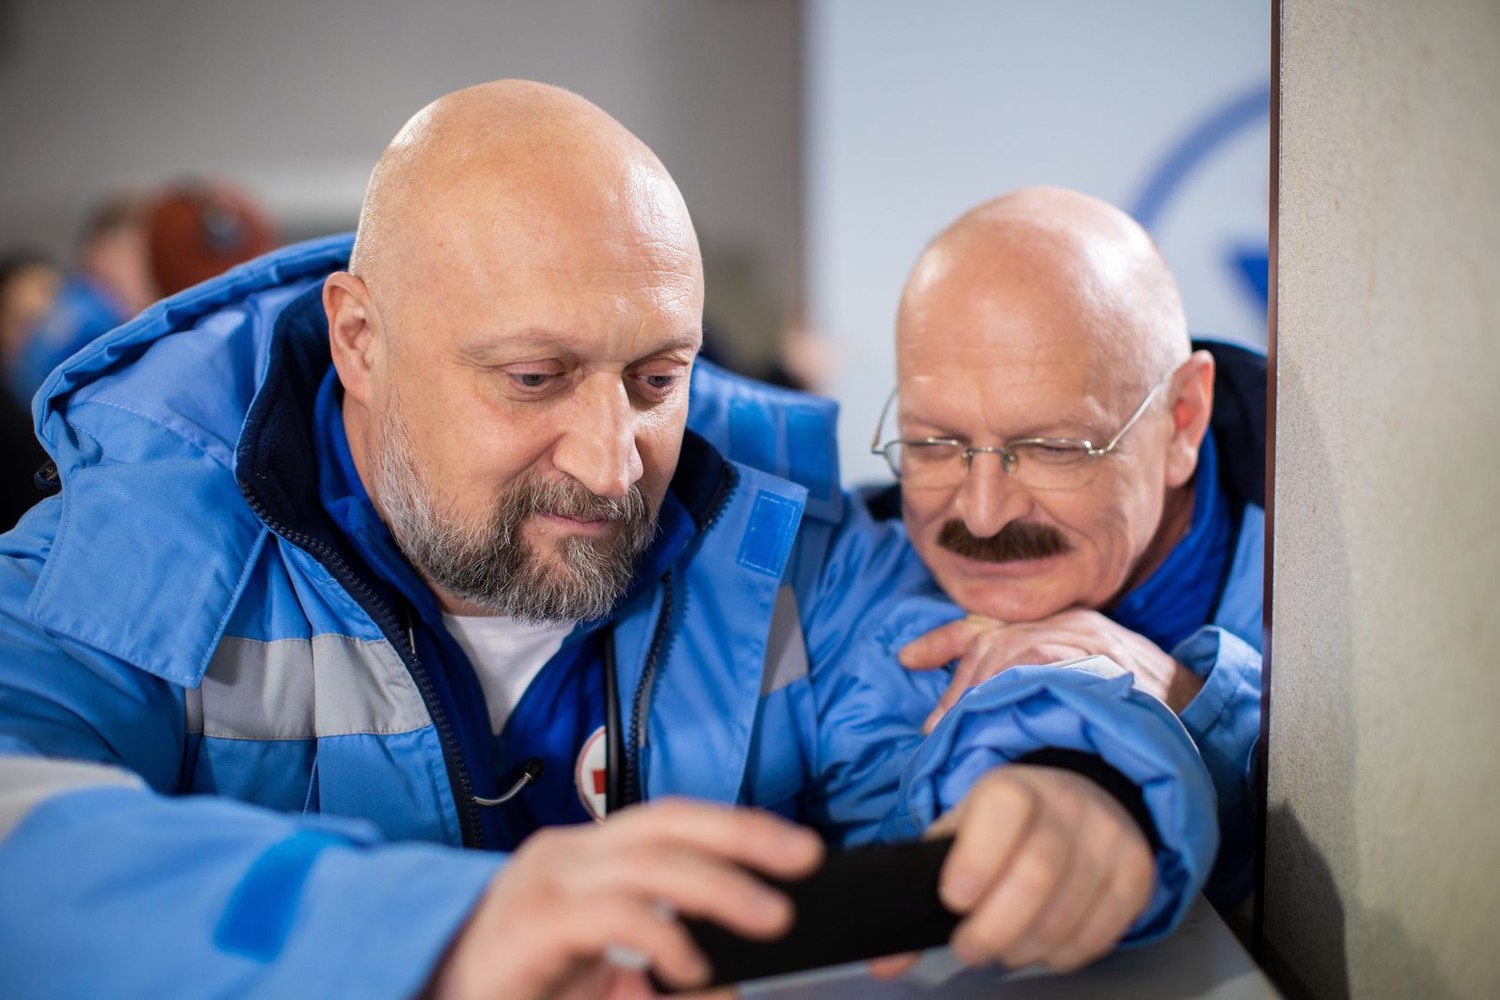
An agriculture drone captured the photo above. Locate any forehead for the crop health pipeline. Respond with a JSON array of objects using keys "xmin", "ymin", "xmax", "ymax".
[
  {"xmin": 898, "ymin": 357, "xmax": 1116, "ymax": 442},
  {"xmin": 395, "ymin": 194, "xmax": 704, "ymax": 359},
  {"xmin": 897, "ymin": 308, "xmax": 1126, "ymax": 437},
  {"xmin": 896, "ymin": 234, "xmax": 1156, "ymax": 426}
]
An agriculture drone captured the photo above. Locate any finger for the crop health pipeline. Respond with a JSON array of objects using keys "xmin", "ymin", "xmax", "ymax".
[
  {"xmin": 574, "ymin": 844, "xmax": 798, "ymax": 941},
  {"xmin": 986, "ymin": 784, "xmax": 1154, "ymax": 973},
  {"xmin": 951, "ymin": 826, "xmax": 1072, "ymax": 967},
  {"xmin": 927, "ymin": 625, "xmax": 1014, "ymax": 731},
  {"xmin": 946, "ymin": 786, "xmax": 1074, "ymax": 966},
  {"xmin": 923, "ymin": 661, "xmax": 978, "ymax": 733},
  {"xmin": 1013, "ymin": 641, "xmax": 1089, "ymax": 668},
  {"xmin": 606, "ymin": 798, "xmax": 824, "ymax": 879},
  {"xmin": 936, "ymin": 772, "xmax": 1039, "ymax": 918},
  {"xmin": 867, "ymin": 952, "xmax": 921, "ymax": 980},
  {"xmin": 656, "ymin": 987, "xmax": 739, "ymax": 1000},
  {"xmin": 995, "ymin": 825, "xmax": 1112, "ymax": 969},
  {"xmin": 922, "ymin": 674, "xmax": 975, "ymax": 734},
  {"xmin": 899, "ymin": 617, "xmax": 983, "ymax": 670},
  {"xmin": 1038, "ymin": 860, "xmax": 1153, "ymax": 973},
  {"xmin": 547, "ymin": 895, "xmax": 712, "ymax": 992}
]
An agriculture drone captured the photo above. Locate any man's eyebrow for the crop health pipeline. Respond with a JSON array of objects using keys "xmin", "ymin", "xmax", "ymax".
[
  {"xmin": 455, "ymin": 330, "xmax": 703, "ymax": 364},
  {"xmin": 903, "ymin": 410, "xmax": 1101, "ymax": 442},
  {"xmin": 638, "ymin": 333, "xmax": 704, "ymax": 359}
]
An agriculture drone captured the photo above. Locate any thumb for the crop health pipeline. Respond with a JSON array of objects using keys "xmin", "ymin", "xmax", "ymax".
[{"xmin": 899, "ymin": 614, "xmax": 1002, "ymax": 670}]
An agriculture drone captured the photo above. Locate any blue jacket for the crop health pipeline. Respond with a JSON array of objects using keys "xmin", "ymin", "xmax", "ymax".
[{"xmin": 0, "ymin": 235, "xmax": 1219, "ymax": 997}]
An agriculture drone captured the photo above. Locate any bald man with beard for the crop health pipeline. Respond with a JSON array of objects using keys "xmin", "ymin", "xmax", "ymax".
[
  {"xmin": 873, "ymin": 187, "xmax": 1265, "ymax": 908},
  {"xmin": 0, "ymin": 88, "xmax": 1220, "ymax": 998}
]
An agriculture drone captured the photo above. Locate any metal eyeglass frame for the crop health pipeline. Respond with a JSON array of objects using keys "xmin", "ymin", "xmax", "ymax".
[{"xmin": 869, "ymin": 370, "xmax": 1175, "ymax": 484}]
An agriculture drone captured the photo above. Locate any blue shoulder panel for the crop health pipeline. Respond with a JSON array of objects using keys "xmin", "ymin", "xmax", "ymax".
[{"xmin": 688, "ymin": 359, "xmax": 843, "ymax": 523}]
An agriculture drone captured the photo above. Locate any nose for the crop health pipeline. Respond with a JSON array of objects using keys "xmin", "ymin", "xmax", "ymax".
[
  {"xmin": 956, "ymin": 451, "xmax": 1033, "ymax": 538},
  {"xmin": 549, "ymin": 376, "xmax": 644, "ymax": 500}
]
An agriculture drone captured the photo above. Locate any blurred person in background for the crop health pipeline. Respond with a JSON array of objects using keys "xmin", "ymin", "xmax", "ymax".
[
  {"xmin": 0, "ymin": 251, "xmax": 62, "ymax": 526},
  {"xmin": 0, "ymin": 251, "xmax": 62, "ymax": 385},
  {"xmin": 7, "ymin": 193, "xmax": 157, "ymax": 403},
  {"xmin": 8, "ymin": 180, "xmax": 277, "ymax": 405}
]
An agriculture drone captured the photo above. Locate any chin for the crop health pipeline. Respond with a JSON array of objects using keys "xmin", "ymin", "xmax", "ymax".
[{"xmin": 946, "ymin": 576, "xmax": 1077, "ymax": 624}]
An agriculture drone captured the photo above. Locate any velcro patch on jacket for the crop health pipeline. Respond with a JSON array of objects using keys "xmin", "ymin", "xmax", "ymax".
[
  {"xmin": 213, "ymin": 830, "xmax": 343, "ymax": 962},
  {"xmin": 738, "ymin": 491, "xmax": 800, "ymax": 578}
]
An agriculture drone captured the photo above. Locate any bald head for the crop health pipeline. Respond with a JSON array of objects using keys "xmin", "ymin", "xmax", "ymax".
[
  {"xmin": 351, "ymin": 79, "xmax": 700, "ymax": 323},
  {"xmin": 898, "ymin": 186, "xmax": 1187, "ymax": 389},
  {"xmin": 891, "ymin": 186, "xmax": 1216, "ymax": 624}
]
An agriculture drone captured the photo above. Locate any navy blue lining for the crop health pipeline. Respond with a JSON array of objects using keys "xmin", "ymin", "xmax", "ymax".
[{"xmin": 1108, "ymin": 432, "xmax": 1232, "ymax": 653}]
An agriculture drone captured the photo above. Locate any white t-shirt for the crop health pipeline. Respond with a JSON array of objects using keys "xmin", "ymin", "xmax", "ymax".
[{"xmin": 441, "ymin": 613, "xmax": 575, "ymax": 735}]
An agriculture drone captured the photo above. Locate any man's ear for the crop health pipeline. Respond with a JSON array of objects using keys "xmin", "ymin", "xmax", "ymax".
[
  {"xmin": 1163, "ymin": 349, "xmax": 1215, "ymax": 488},
  {"xmin": 324, "ymin": 272, "xmax": 381, "ymax": 407}
]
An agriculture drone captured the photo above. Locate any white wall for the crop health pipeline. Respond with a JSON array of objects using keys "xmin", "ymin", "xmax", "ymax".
[
  {"xmin": 805, "ymin": 0, "xmax": 1270, "ymax": 483},
  {"xmin": 0, "ymin": 0, "xmax": 802, "ymax": 365},
  {"xmin": 1265, "ymin": 1, "xmax": 1500, "ymax": 996}
]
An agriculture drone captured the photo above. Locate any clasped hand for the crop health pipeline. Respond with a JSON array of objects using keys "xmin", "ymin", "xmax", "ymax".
[{"xmin": 900, "ymin": 608, "xmax": 1206, "ymax": 731}]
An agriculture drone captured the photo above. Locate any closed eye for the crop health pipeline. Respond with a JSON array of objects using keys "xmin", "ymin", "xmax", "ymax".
[{"xmin": 630, "ymin": 364, "xmax": 692, "ymax": 401}]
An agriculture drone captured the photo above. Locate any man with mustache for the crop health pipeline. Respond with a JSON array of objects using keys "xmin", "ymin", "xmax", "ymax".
[
  {"xmin": 873, "ymin": 186, "xmax": 1265, "ymax": 907},
  {"xmin": 0, "ymin": 87, "xmax": 1219, "ymax": 997}
]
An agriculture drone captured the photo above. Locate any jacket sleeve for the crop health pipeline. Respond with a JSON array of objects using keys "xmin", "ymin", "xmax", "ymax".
[
  {"xmin": 793, "ymin": 499, "xmax": 1220, "ymax": 946},
  {"xmin": 0, "ymin": 504, "xmax": 501, "ymax": 999},
  {"xmin": 1175, "ymin": 624, "xmax": 1262, "ymax": 907}
]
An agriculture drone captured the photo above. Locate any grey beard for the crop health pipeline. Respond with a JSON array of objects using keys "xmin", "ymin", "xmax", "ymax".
[{"xmin": 373, "ymin": 401, "xmax": 657, "ymax": 624}]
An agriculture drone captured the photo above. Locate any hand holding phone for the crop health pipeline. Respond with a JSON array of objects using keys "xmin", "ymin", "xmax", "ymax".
[{"xmin": 653, "ymin": 836, "xmax": 959, "ymax": 991}]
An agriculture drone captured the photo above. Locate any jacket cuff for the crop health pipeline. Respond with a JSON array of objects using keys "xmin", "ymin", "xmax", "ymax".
[
  {"xmin": 1177, "ymin": 627, "xmax": 1243, "ymax": 742},
  {"xmin": 1015, "ymin": 747, "xmax": 1160, "ymax": 852},
  {"xmin": 1172, "ymin": 626, "xmax": 1263, "ymax": 907}
]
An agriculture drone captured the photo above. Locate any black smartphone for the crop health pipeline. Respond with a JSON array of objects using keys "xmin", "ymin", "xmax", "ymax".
[{"xmin": 653, "ymin": 836, "xmax": 960, "ymax": 992}]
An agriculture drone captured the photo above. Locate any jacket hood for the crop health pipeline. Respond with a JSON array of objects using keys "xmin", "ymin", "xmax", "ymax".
[
  {"xmin": 35, "ymin": 234, "xmax": 354, "ymax": 470},
  {"xmin": 23, "ymin": 235, "xmax": 354, "ymax": 688}
]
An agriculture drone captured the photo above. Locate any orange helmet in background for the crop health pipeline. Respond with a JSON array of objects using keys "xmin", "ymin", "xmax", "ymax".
[{"xmin": 147, "ymin": 180, "xmax": 276, "ymax": 296}]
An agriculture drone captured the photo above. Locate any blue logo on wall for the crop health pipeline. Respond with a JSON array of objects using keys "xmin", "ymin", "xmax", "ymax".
[{"xmin": 1130, "ymin": 84, "xmax": 1271, "ymax": 325}]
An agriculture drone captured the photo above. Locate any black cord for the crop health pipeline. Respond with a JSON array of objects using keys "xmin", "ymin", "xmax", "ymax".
[{"xmin": 603, "ymin": 629, "xmax": 625, "ymax": 815}]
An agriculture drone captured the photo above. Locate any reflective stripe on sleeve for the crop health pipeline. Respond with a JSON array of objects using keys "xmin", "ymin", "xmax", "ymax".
[{"xmin": 0, "ymin": 755, "xmax": 145, "ymax": 839}]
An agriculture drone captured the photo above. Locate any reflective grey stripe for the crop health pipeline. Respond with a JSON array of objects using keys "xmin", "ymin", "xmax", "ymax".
[
  {"xmin": 184, "ymin": 634, "xmax": 432, "ymax": 740},
  {"xmin": 762, "ymin": 586, "xmax": 810, "ymax": 696},
  {"xmin": 0, "ymin": 755, "xmax": 145, "ymax": 839}
]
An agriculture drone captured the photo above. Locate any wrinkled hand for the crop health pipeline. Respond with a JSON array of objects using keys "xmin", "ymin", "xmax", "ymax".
[
  {"xmin": 429, "ymin": 798, "xmax": 822, "ymax": 1000},
  {"xmin": 926, "ymin": 764, "xmax": 1155, "ymax": 974},
  {"xmin": 900, "ymin": 610, "xmax": 1205, "ymax": 731}
]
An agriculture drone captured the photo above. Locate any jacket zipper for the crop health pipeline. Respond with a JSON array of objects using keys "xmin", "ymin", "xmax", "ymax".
[
  {"xmin": 241, "ymin": 496, "xmax": 485, "ymax": 849},
  {"xmin": 624, "ymin": 573, "xmax": 672, "ymax": 807},
  {"xmin": 622, "ymin": 460, "xmax": 739, "ymax": 806}
]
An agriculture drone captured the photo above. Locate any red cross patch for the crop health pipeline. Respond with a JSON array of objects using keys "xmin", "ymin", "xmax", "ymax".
[{"xmin": 575, "ymin": 725, "xmax": 609, "ymax": 821}]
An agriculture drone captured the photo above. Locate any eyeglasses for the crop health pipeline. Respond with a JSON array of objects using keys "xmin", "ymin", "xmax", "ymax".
[{"xmin": 869, "ymin": 372, "xmax": 1173, "ymax": 492}]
